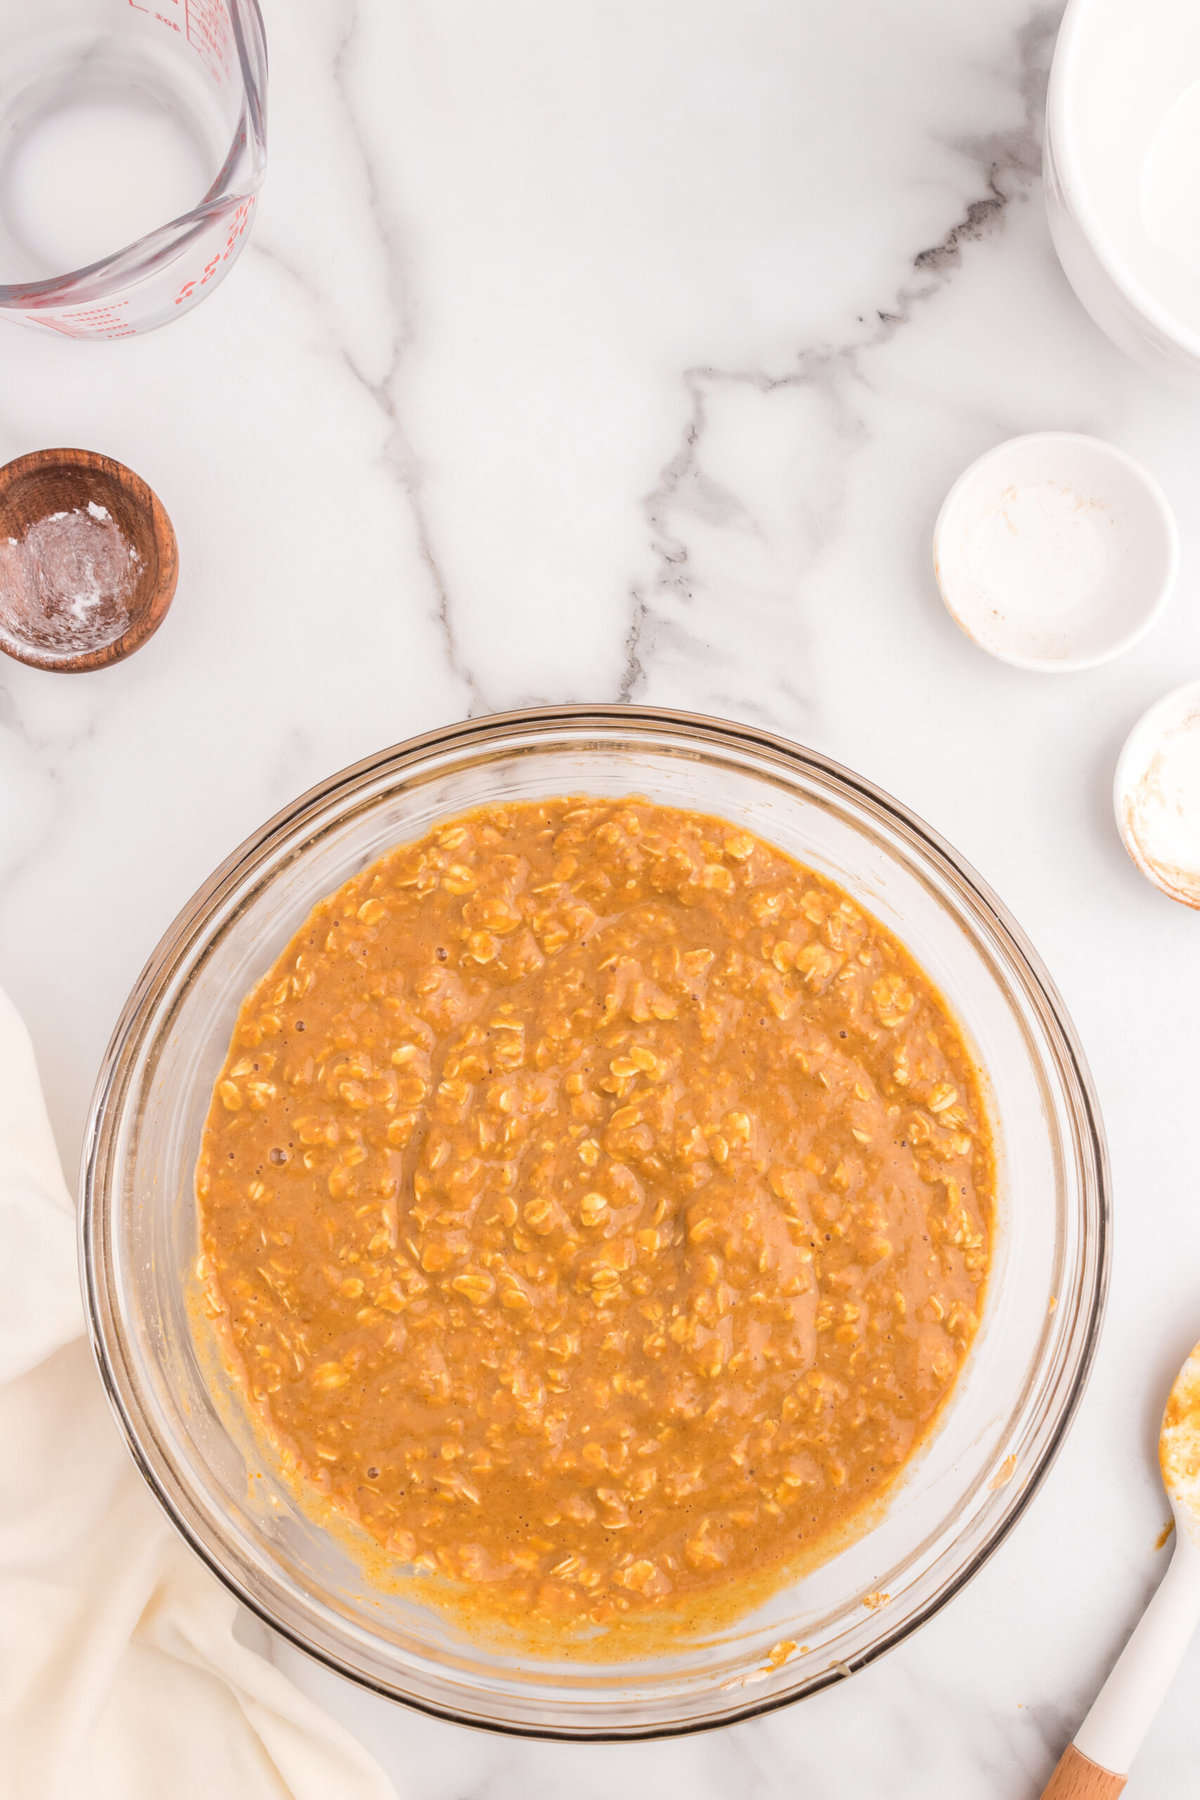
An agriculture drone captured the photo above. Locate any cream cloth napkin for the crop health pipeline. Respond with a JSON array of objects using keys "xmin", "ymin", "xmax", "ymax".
[{"xmin": 0, "ymin": 987, "xmax": 396, "ymax": 1800}]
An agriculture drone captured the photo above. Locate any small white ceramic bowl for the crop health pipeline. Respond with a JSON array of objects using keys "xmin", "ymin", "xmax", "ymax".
[
  {"xmin": 1046, "ymin": 0, "xmax": 1200, "ymax": 376},
  {"xmin": 1114, "ymin": 681, "xmax": 1200, "ymax": 908},
  {"xmin": 933, "ymin": 433, "xmax": 1177, "ymax": 673}
]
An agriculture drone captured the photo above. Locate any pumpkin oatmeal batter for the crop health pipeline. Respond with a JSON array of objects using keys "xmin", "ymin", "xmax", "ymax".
[{"xmin": 195, "ymin": 799, "xmax": 993, "ymax": 1633}]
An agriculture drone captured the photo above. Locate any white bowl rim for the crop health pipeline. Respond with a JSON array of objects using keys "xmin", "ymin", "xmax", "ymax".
[
  {"xmin": 1112, "ymin": 678, "xmax": 1200, "ymax": 906},
  {"xmin": 1047, "ymin": 0, "xmax": 1200, "ymax": 364},
  {"xmin": 932, "ymin": 430, "xmax": 1179, "ymax": 674}
]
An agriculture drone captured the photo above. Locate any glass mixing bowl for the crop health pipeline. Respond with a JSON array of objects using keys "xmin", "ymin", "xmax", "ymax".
[{"xmin": 80, "ymin": 706, "xmax": 1109, "ymax": 1738}]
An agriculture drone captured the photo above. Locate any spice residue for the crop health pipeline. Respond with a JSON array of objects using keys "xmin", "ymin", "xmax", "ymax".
[
  {"xmin": 989, "ymin": 1453, "xmax": 1017, "ymax": 1492},
  {"xmin": 0, "ymin": 501, "xmax": 140, "ymax": 657},
  {"xmin": 953, "ymin": 479, "xmax": 1117, "ymax": 663}
]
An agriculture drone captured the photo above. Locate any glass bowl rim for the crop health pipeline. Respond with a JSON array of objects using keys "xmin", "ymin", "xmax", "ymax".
[{"xmin": 79, "ymin": 703, "xmax": 1110, "ymax": 1739}]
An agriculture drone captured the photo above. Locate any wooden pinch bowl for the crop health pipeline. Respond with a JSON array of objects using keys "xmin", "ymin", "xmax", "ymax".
[{"xmin": 0, "ymin": 447, "xmax": 178, "ymax": 673}]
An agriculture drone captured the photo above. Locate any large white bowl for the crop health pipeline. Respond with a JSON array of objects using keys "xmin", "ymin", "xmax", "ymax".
[{"xmin": 1046, "ymin": 0, "xmax": 1200, "ymax": 375}]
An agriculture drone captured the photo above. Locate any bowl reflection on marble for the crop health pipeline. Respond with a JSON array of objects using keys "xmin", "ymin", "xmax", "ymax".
[{"xmin": 80, "ymin": 706, "xmax": 1108, "ymax": 1738}]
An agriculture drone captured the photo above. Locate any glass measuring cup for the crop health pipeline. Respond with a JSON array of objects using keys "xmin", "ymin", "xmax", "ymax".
[{"xmin": 0, "ymin": 0, "xmax": 266, "ymax": 338}]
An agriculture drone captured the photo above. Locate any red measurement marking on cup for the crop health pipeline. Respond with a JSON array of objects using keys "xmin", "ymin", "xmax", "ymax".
[
  {"xmin": 173, "ymin": 196, "xmax": 255, "ymax": 305},
  {"xmin": 26, "ymin": 301, "xmax": 137, "ymax": 340},
  {"xmin": 126, "ymin": 0, "xmax": 182, "ymax": 33},
  {"xmin": 127, "ymin": 0, "xmax": 233, "ymax": 84},
  {"xmin": 186, "ymin": 0, "xmax": 234, "ymax": 85}
]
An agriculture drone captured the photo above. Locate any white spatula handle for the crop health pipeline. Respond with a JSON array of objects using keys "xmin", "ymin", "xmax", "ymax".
[{"xmin": 1041, "ymin": 1538, "xmax": 1200, "ymax": 1797}]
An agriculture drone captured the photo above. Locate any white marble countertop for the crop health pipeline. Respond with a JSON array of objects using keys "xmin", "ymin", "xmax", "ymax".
[{"xmin": 3, "ymin": 0, "xmax": 1200, "ymax": 1792}]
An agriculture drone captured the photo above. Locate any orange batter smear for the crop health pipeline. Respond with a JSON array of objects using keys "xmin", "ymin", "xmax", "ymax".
[{"xmin": 1161, "ymin": 1342, "xmax": 1200, "ymax": 1514}]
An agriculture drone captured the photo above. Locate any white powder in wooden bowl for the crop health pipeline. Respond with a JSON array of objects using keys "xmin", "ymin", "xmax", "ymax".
[{"xmin": 0, "ymin": 501, "xmax": 141, "ymax": 660}]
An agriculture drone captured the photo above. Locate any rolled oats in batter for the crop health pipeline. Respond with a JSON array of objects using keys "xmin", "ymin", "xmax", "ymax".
[{"xmin": 195, "ymin": 799, "xmax": 993, "ymax": 1637}]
